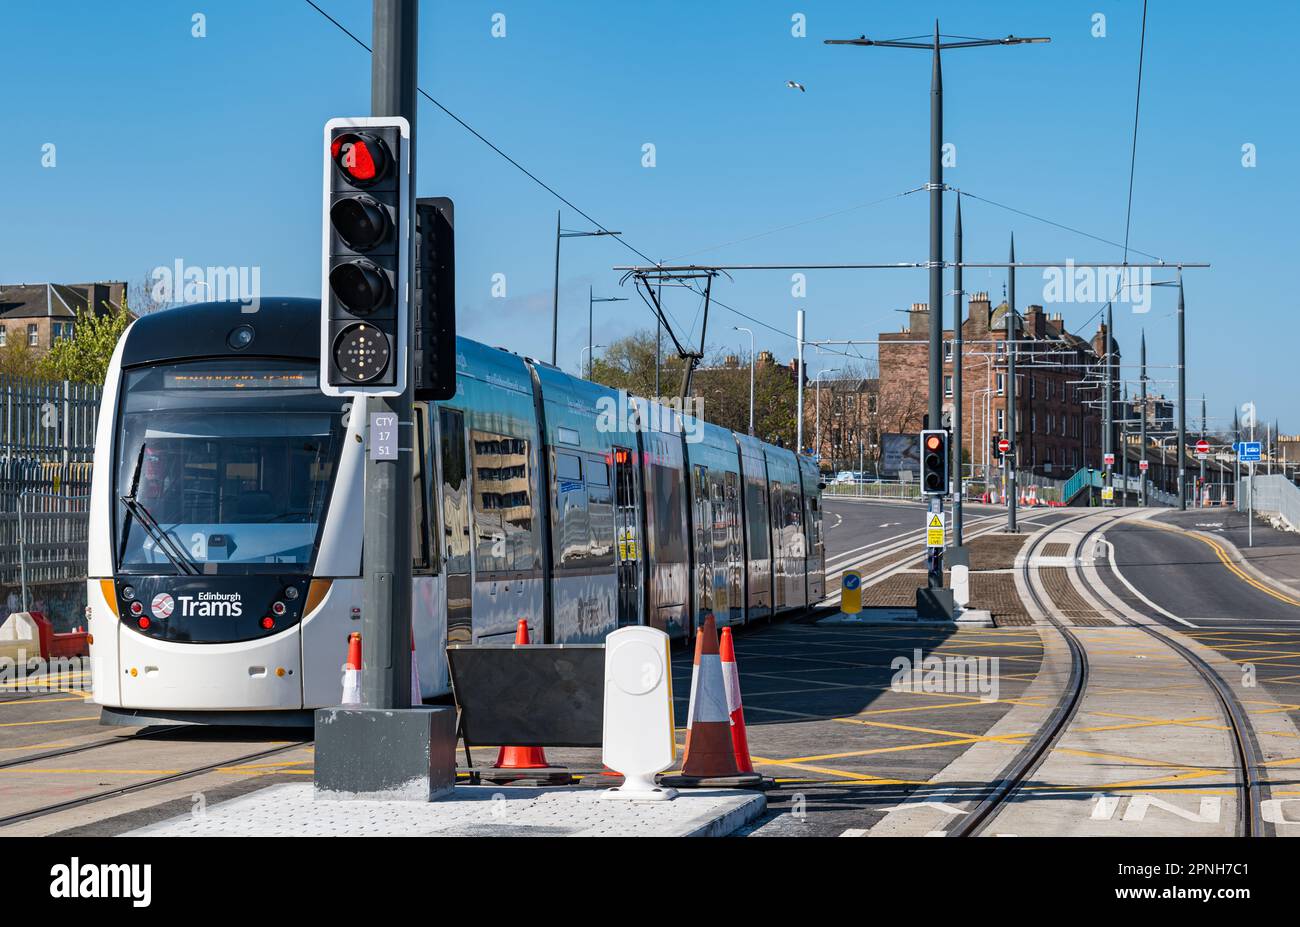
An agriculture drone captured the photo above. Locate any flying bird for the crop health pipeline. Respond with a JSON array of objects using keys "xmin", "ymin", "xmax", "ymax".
[{"xmin": 786, "ymin": 80, "xmax": 806, "ymax": 92}]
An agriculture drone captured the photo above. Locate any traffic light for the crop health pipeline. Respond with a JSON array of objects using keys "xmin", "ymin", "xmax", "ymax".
[
  {"xmin": 413, "ymin": 197, "xmax": 456, "ymax": 401},
  {"xmin": 921, "ymin": 429, "xmax": 949, "ymax": 495},
  {"xmin": 321, "ymin": 116, "xmax": 410, "ymax": 396}
]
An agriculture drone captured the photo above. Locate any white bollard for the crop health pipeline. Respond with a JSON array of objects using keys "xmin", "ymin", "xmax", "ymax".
[
  {"xmin": 599, "ymin": 625, "xmax": 677, "ymax": 801},
  {"xmin": 951, "ymin": 564, "xmax": 970, "ymax": 609}
]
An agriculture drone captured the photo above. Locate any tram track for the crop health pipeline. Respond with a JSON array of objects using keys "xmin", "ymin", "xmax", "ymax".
[
  {"xmin": 951, "ymin": 508, "xmax": 1268, "ymax": 837},
  {"xmin": 0, "ymin": 737, "xmax": 310, "ymax": 831}
]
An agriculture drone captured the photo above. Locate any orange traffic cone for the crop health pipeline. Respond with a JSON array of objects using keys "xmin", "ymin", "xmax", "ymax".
[
  {"xmin": 492, "ymin": 619, "xmax": 551, "ymax": 773},
  {"xmin": 341, "ymin": 632, "xmax": 362, "ymax": 706},
  {"xmin": 680, "ymin": 614, "xmax": 739, "ymax": 778},
  {"xmin": 719, "ymin": 627, "xmax": 755, "ymax": 774}
]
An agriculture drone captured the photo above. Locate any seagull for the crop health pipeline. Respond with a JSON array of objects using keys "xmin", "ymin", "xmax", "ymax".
[{"xmin": 786, "ymin": 80, "xmax": 806, "ymax": 92}]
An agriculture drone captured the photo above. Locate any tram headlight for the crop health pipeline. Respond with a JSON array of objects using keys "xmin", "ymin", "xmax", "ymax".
[
  {"xmin": 271, "ymin": 601, "xmax": 286, "ymax": 616},
  {"xmin": 283, "ymin": 586, "xmax": 300, "ymax": 600},
  {"xmin": 261, "ymin": 616, "xmax": 275, "ymax": 630},
  {"xmin": 121, "ymin": 585, "xmax": 136, "ymax": 600},
  {"xmin": 129, "ymin": 601, "xmax": 144, "ymax": 616}
]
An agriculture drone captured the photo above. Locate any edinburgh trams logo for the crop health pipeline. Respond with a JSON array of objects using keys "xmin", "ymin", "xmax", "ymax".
[
  {"xmin": 150, "ymin": 592, "xmax": 174, "ymax": 619},
  {"xmin": 176, "ymin": 592, "xmax": 242, "ymax": 618},
  {"xmin": 49, "ymin": 858, "xmax": 152, "ymax": 907}
]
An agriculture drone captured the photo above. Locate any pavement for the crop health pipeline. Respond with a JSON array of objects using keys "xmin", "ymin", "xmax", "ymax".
[{"xmin": 126, "ymin": 782, "xmax": 766, "ymax": 837}]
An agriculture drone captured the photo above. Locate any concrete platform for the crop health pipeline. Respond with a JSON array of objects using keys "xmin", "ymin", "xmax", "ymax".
[{"xmin": 124, "ymin": 782, "xmax": 765, "ymax": 837}]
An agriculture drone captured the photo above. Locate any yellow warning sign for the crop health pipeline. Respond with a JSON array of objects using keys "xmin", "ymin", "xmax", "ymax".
[
  {"xmin": 926, "ymin": 512, "xmax": 945, "ymax": 548},
  {"xmin": 1101, "ymin": 486, "xmax": 1114, "ymax": 501}
]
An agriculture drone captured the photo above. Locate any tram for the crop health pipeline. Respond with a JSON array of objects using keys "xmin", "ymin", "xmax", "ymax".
[{"xmin": 85, "ymin": 298, "xmax": 824, "ymax": 724}]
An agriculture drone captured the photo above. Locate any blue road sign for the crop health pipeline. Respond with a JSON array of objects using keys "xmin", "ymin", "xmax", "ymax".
[
  {"xmin": 1241, "ymin": 441, "xmax": 1262, "ymax": 462},
  {"xmin": 843, "ymin": 573, "xmax": 861, "ymax": 591}
]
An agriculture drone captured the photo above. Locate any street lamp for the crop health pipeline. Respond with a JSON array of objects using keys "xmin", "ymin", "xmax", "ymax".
[
  {"xmin": 579, "ymin": 344, "xmax": 605, "ymax": 379},
  {"xmin": 827, "ymin": 21, "xmax": 1047, "ymax": 585},
  {"xmin": 551, "ymin": 211, "xmax": 621, "ymax": 365},
  {"xmin": 814, "ymin": 367, "xmax": 841, "ymax": 467},
  {"xmin": 589, "ymin": 288, "xmax": 627, "ymax": 380},
  {"xmin": 734, "ymin": 325, "xmax": 755, "ymax": 436}
]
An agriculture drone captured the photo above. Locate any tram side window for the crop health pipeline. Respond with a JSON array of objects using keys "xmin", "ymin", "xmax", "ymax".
[
  {"xmin": 650, "ymin": 460, "xmax": 687, "ymax": 563},
  {"xmin": 584, "ymin": 455, "xmax": 615, "ymax": 568},
  {"xmin": 472, "ymin": 431, "xmax": 535, "ymax": 574},
  {"xmin": 439, "ymin": 409, "xmax": 471, "ymax": 575},
  {"xmin": 554, "ymin": 452, "xmax": 591, "ymax": 567},
  {"xmin": 744, "ymin": 475, "xmax": 769, "ymax": 560}
]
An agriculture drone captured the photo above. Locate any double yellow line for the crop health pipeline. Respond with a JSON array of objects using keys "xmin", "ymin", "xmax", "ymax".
[{"xmin": 1144, "ymin": 520, "xmax": 1300, "ymax": 608}]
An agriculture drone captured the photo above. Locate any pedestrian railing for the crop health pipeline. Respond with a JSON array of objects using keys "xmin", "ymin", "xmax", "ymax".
[{"xmin": 822, "ymin": 480, "xmax": 922, "ymax": 501}]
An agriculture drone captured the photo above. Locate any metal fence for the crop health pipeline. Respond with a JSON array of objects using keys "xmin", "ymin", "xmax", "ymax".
[
  {"xmin": 1, "ymin": 376, "xmax": 101, "ymax": 590},
  {"xmin": 1238, "ymin": 474, "xmax": 1300, "ymax": 531}
]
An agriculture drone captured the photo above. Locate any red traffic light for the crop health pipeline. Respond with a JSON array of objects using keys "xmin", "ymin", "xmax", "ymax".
[
  {"xmin": 331, "ymin": 133, "xmax": 390, "ymax": 186},
  {"xmin": 925, "ymin": 434, "xmax": 942, "ymax": 451}
]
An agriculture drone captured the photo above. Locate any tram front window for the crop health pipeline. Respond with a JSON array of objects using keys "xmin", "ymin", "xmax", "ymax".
[{"xmin": 114, "ymin": 359, "xmax": 348, "ymax": 574}]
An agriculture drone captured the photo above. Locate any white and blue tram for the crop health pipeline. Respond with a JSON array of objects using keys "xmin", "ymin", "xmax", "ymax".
[{"xmin": 86, "ymin": 299, "xmax": 824, "ymax": 724}]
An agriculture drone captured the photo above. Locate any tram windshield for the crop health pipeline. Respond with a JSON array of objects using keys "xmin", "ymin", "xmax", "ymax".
[{"xmin": 114, "ymin": 359, "xmax": 349, "ymax": 574}]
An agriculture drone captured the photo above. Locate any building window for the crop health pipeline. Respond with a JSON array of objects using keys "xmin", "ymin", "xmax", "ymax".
[
  {"xmin": 1047, "ymin": 413, "xmax": 1054, "ymax": 435},
  {"xmin": 1031, "ymin": 411, "xmax": 1037, "ymax": 433},
  {"xmin": 944, "ymin": 375, "xmax": 953, "ymax": 396},
  {"xmin": 996, "ymin": 340, "xmax": 1005, "ymax": 356},
  {"xmin": 996, "ymin": 409, "xmax": 1005, "ymax": 433},
  {"xmin": 867, "ymin": 395, "xmax": 877, "ymax": 413},
  {"xmin": 996, "ymin": 373, "xmax": 1005, "ymax": 395},
  {"xmin": 27, "ymin": 324, "xmax": 38, "ymax": 347},
  {"xmin": 0, "ymin": 326, "xmax": 6, "ymax": 347},
  {"xmin": 1029, "ymin": 378, "xmax": 1036, "ymax": 399},
  {"xmin": 944, "ymin": 342, "xmax": 953, "ymax": 361}
]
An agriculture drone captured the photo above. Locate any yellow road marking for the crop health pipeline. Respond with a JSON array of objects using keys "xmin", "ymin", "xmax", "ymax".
[
  {"xmin": 0, "ymin": 716, "xmax": 99, "ymax": 728},
  {"xmin": 1142, "ymin": 520, "xmax": 1300, "ymax": 608}
]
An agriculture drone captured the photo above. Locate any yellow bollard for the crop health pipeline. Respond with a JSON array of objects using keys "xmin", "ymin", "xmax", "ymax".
[{"xmin": 841, "ymin": 570, "xmax": 862, "ymax": 615}]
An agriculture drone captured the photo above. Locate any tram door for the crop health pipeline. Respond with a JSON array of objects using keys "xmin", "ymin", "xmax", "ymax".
[
  {"xmin": 693, "ymin": 465, "xmax": 713, "ymax": 624},
  {"xmin": 613, "ymin": 447, "xmax": 642, "ymax": 626},
  {"xmin": 710, "ymin": 473, "xmax": 730, "ymax": 621},
  {"xmin": 439, "ymin": 408, "xmax": 473, "ymax": 643}
]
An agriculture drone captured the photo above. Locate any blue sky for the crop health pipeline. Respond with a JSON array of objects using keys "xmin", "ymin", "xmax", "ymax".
[{"xmin": 4, "ymin": 1, "xmax": 1295, "ymax": 434}]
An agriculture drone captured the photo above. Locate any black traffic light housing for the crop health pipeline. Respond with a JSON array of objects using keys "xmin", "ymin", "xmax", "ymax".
[
  {"xmin": 321, "ymin": 117, "xmax": 410, "ymax": 396},
  {"xmin": 921, "ymin": 429, "xmax": 949, "ymax": 495},
  {"xmin": 413, "ymin": 197, "xmax": 456, "ymax": 401}
]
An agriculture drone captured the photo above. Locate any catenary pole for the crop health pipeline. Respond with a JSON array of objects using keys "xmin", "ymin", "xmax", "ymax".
[{"xmin": 952, "ymin": 194, "xmax": 964, "ymax": 545}]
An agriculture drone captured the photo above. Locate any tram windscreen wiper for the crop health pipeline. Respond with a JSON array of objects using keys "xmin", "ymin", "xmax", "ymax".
[{"xmin": 118, "ymin": 443, "xmax": 199, "ymax": 576}]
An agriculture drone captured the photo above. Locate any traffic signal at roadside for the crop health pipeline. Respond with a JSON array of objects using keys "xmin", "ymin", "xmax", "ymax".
[
  {"xmin": 921, "ymin": 429, "xmax": 949, "ymax": 495},
  {"xmin": 321, "ymin": 116, "xmax": 410, "ymax": 396},
  {"xmin": 413, "ymin": 197, "xmax": 457, "ymax": 401}
]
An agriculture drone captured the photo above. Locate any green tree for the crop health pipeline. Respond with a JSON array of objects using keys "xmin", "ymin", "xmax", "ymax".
[
  {"xmin": 590, "ymin": 329, "xmax": 799, "ymax": 448},
  {"xmin": 40, "ymin": 298, "xmax": 135, "ymax": 386},
  {"xmin": 0, "ymin": 338, "xmax": 43, "ymax": 378}
]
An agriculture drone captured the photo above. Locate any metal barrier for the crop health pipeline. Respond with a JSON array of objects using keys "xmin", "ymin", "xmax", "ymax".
[
  {"xmin": 7, "ymin": 492, "xmax": 91, "ymax": 607},
  {"xmin": 1, "ymin": 376, "xmax": 101, "ymax": 594},
  {"xmin": 1239, "ymin": 474, "xmax": 1300, "ymax": 531},
  {"xmin": 822, "ymin": 480, "xmax": 922, "ymax": 501}
]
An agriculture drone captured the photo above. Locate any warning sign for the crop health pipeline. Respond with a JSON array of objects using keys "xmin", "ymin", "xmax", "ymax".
[
  {"xmin": 926, "ymin": 512, "xmax": 945, "ymax": 548},
  {"xmin": 1101, "ymin": 486, "xmax": 1114, "ymax": 501}
]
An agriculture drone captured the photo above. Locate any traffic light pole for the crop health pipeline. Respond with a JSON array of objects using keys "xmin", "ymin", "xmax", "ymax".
[
  {"xmin": 315, "ymin": 0, "xmax": 456, "ymax": 803},
  {"xmin": 363, "ymin": 0, "xmax": 416, "ymax": 711}
]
